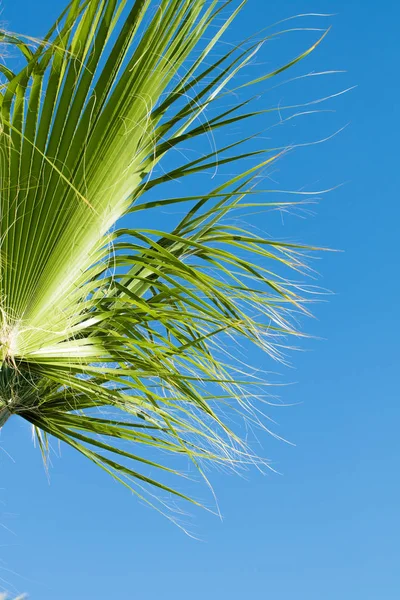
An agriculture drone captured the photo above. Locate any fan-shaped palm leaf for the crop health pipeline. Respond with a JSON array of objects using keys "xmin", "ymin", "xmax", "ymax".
[{"xmin": 0, "ymin": 0, "xmax": 334, "ymax": 509}]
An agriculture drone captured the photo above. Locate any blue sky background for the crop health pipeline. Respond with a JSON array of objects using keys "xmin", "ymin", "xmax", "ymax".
[{"xmin": 0, "ymin": 1, "xmax": 399, "ymax": 598}]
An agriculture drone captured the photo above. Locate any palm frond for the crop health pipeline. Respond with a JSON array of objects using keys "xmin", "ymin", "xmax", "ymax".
[{"xmin": 0, "ymin": 0, "xmax": 337, "ymax": 509}]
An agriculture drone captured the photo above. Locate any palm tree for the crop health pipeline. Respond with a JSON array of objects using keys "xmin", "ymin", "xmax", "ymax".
[{"xmin": 0, "ymin": 0, "xmax": 331, "ymax": 509}]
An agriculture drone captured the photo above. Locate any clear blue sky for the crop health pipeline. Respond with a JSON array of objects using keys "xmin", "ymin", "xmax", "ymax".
[{"xmin": 0, "ymin": 1, "xmax": 399, "ymax": 598}]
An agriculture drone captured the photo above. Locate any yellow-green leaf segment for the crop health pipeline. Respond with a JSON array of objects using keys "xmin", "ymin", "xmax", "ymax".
[{"xmin": 0, "ymin": 0, "xmax": 331, "ymax": 509}]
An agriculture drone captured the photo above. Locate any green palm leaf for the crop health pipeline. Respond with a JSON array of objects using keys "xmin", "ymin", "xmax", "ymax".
[{"xmin": 0, "ymin": 0, "xmax": 334, "ymax": 509}]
